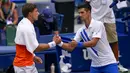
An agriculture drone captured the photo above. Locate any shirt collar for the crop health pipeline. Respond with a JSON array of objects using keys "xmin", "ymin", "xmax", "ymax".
[
  {"xmin": 85, "ymin": 18, "xmax": 94, "ymax": 29},
  {"xmin": 23, "ymin": 18, "xmax": 33, "ymax": 27},
  {"xmin": 88, "ymin": 18, "xmax": 94, "ymax": 28}
]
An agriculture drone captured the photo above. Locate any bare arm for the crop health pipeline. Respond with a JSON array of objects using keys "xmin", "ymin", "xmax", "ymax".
[
  {"xmin": 60, "ymin": 37, "xmax": 99, "ymax": 51},
  {"xmin": 83, "ymin": 37, "xmax": 99, "ymax": 47},
  {"xmin": 12, "ymin": 9, "xmax": 18, "ymax": 25},
  {"xmin": 35, "ymin": 35, "xmax": 61, "ymax": 52},
  {"xmin": 34, "ymin": 44, "xmax": 51, "ymax": 52},
  {"xmin": 60, "ymin": 40, "xmax": 77, "ymax": 52}
]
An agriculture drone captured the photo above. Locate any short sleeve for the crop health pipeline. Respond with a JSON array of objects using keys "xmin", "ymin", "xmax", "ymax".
[
  {"xmin": 92, "ymin": 22, "xmax": 104, "ymax": 39},
  {"xmin": 74, "ymin": 29, "xmax": 82, "ymax": 42},
  {"xmin": 23, "ymin": 30, "xmax": 39, "ymax": 54}
]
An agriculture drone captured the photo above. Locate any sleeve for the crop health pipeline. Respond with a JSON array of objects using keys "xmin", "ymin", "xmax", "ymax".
[
  {"xmin": 23, "ymin": 29, "xmax": 39, "ymax": 54},
  {"xmin": 73, "ymin": 29, "xmax": 82, "ymax": 42},
  {"xmin": 92, "ymin": 22, "xmax": 104, "ymax": 39},
  {"xmin": 52, "ymin": 17, "xmax": 58, "ymax": 31}
]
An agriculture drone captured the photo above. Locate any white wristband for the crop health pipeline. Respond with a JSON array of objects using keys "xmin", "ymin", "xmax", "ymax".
[
  {"xmin": 48, "ymin": 41, "xmax": 56, "ymax": 48},
  {"xmin": 58, "ymin": 41, "xmax": 63, "ymax": 47}
]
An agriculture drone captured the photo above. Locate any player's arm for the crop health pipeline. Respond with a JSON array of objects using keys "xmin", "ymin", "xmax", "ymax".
[
  {"xmin": 58, "ymin": 40, "xmax": 77, "ymax": 52},
  {"xmin": 60, "ymin": 37, "xmax": 99, "ymax": 51},
  {"xmin": 35, "ymin": 43, "xmax": 52, "ymax": 52},
  {"xmin": 83, "ymin": 22, "xmax": 103, "ymax": 47},
  {"xmin": 83, "ymin": 37, "xmax": 100, "ymax": 47},
  {"xmin": 23, "ymin": 30, "xmax": 61, "ymax": 52},
  {"xmin": 59, "ymin": 28, "xmax": 82, "ymax": 51},
  {"xmin": 35, "ymin": 35, "xmax": 61, "ymax": 52}
]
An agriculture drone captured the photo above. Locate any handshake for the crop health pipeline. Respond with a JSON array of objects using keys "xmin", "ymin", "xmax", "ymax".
[
  {"xmin": 49, "ymin": 35, "xmax": 78, "ymax": 51},
  {"xmin": 53, "ymin": 35, "xmax": 62, "ymax": 45}
]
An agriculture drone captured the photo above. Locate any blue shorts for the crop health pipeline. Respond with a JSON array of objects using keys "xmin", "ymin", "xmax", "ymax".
[{"xmin": 90, "ymin": 63, "xmax": 119, "ymax": 73}]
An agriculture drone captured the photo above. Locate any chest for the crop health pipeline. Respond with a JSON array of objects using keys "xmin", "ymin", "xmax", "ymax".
[
  {"xmin": 80, "ymin": 28, "xmax": 94, "ymax": 41},
  {"xmin": 2, "ymin": 5, "xmax": 11, "ymax": 14}
]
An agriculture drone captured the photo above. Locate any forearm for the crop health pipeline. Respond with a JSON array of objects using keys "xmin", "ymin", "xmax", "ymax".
[
  {"xmin": 83, "ymin": 38, "xmax": 99, "ymax": 47},
  {"xmin": 35, "ymin": 44, "xmax": 50, "ymax": 52},
  {"xmin": 83, "ymin": 41, "xmax": 95, "ymax": 47},
  {"xmin": 59, "ymin": 42, "xmax": 75, "ymax": 52},
  {"xmin": 35, "ymin": 41, "xmax": 56, "ymax": 52}
]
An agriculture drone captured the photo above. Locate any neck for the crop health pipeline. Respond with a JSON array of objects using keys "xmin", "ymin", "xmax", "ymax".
[
  {"xmin": 84, "ymin": 16, "xmax": 91, "ymax": 27},
  {"xmin": 27, "ymin": 17, "xmax": 34, "ymax": 24}
]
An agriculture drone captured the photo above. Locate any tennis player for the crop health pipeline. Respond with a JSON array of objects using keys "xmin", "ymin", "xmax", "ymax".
[
  {"xmin": 13, "ymin": 3, "xmax": 61, "ymax": 73},
  {"xmin": 57, "ymin": 3, "xmax": 119, "ymax": 73}
]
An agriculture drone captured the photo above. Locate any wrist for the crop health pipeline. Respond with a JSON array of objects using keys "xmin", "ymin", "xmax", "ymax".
[
  {"xmin": 77, "ymin": 42, "xmax": 84, "ymax": 48},
  {"xmin": 48, "ymin": 41, "xmax": 56, "ymax": 48},
  {"xmin": 58, "ymin": 41, "xmax": 63, "ymax": 47}
]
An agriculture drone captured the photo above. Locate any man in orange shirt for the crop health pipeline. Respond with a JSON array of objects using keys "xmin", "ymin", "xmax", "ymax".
[{"xmin": 13, "ymin": 3, "xmax": 61, "ymax": 73}]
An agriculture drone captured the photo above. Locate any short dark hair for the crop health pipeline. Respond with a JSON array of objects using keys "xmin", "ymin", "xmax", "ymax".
[
  {"xmin": 22, "ymin": 3, "xmax": 37, "ymax": 17},
  {"xmin": 77, "ymin": 2, "xmax": 91, "ymax": 12}
]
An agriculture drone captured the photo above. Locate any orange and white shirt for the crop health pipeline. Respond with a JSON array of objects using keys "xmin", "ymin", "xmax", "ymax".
[{"xmin": 13, "ymin": 18, "xmax": 39, "ymax": 67}]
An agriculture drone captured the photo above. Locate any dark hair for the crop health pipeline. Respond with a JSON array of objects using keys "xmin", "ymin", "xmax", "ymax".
[
  {"xmin": 22, "ymin": 3, "xmax": 37, "ymax": 17},
  {"xmin": 77, "ymin": 2, "xmax": 91, "ymax": 12}
]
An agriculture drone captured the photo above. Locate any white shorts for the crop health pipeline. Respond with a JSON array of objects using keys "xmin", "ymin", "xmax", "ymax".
[{"xmin": 14, "ymin": 64, "xmax": 38, "ymax": 73}]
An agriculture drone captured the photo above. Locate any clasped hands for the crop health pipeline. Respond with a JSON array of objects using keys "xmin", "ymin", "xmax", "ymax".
[{"xmin": 53, "ymin": 35, "xmax": 77, "ymax": 48}]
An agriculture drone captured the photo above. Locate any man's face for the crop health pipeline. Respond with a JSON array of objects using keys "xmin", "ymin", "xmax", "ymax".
[
  {"xmin": 30, "ymin": 8, "xmax": 39, "ymax": 21},
  {"xmin": 78, "ymin": 8, "xmax": 90, "ymax": 21}
]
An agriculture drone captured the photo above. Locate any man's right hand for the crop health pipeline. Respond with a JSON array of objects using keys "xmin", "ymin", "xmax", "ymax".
[
  {"xmin": 69, "ymin": 40, "xmax": 77, "ymax": 49},
  {"xmin": 53, "ymin": 35, "xmax": 61, "ymax": 44}
]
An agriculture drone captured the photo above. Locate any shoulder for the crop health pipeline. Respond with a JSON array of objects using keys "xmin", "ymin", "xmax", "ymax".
[
  {"xmin": 76, "ymin": 25, "xmax": 86, "ymax": 33},
  {"xmin": 18, "ymin": 18, "xmax": 33, "ymax": 30},
  {"xmin": 92, "ymin": 19, "xmax": 104, "ymax": 27},
  {"xmin": 12, "ymin": 2, "xmax": 17, "ymax": 8},
  {"xmin": 12, "ymin": 2, "xmax": 15, "ymax": 6},
  {"xmin": 93, "ymin": 19, "xmax": 103, "ymax": 24}
]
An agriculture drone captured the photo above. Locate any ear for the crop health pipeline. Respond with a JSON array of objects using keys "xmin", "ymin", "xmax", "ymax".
[
  {"xmin": 28, "ymin": 12, "xmax": 32, "ymax": 16},
  {"xmin": 88, "ymin": 10, "xmax": 91, "ymax": 13}
]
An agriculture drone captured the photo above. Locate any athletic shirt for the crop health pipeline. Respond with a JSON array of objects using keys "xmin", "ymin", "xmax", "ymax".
[
  {"xmin": 13, "ymin": 18, "xmax": 39, "ymax": 66},
  {"xmin": 74, "ymin": 19, "xmax": 116, "ymax": 67}
]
